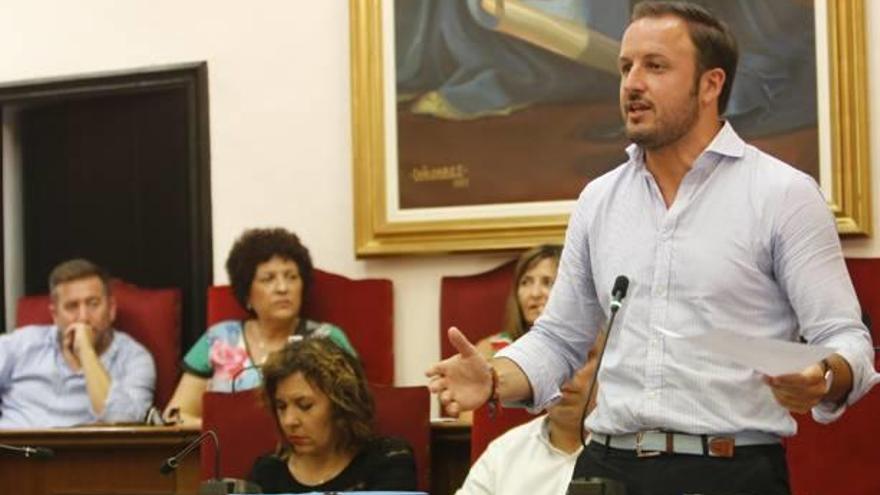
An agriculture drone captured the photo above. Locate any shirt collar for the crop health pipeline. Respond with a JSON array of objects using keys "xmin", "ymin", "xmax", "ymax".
[
  {"xmin": 535, "ymin": 416, "xmax": 584, "ymax": 457},
  {"xmin": 625, "ymin": 120, "xmax": 746, "ymax": 170}
]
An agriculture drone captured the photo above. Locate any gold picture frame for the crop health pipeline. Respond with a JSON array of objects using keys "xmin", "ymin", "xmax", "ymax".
[{"xmin": 351, "ymin": 0, "xmax": 871, "ymax": 256}]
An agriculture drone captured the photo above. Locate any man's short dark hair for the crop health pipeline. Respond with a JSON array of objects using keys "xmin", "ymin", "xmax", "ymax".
[
  {"xmin": 632, "ymin": 1, "xmax": 739, "ymax": 114},
  {"xmin": 48, "ymin": 258, "xmax": 112, "ymax": 300},
  {"xmin": 225, "ymin": 227, "xmax": 313, "ymax": 316}
]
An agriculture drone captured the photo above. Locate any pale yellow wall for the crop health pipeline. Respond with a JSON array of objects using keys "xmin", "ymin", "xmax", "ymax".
[{"xmin": 0, "ymin": 1, "xmax": 876, "ymax": 392}]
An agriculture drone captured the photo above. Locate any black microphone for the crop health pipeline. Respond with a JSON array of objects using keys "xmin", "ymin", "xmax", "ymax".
[
  {"xmin": 0, "ymin": 443, "xmax": 55, "ymax": 459},
  {"xmin": 610, "ymin": 275, "xmax": 629, "ymax": 312},
  {"xmin": 160, "ymin": 430, "xmax": 220, "ymax": 477},
  {"xmin": 159, "ymin": 430, "xmax": 262, "ymax": 495},
  {"xmin": 569, "ymin": 276, "xmax": 631, "ymax": 495},
  {"xmin": 580, "ymin": 275, "xmax": 629, "ymax": 445}
]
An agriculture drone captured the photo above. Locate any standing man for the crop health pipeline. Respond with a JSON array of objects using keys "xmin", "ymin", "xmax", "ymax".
[
  {"xmin": 0, "ymin": 259, "xmax": 155, "ymax": 428},
  {"xmin": 427, "ymin": 2, "xmax": 878, "ymax": 494}
]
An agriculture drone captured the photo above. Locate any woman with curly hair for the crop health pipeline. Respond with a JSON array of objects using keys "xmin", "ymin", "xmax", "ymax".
[
  {"xmin": 164, "ymin": 227, "xmax": 356, "ymax": 425},
  {"xmin": 250, "ymin": 339, "xmax": 416, "ymax": 493}
]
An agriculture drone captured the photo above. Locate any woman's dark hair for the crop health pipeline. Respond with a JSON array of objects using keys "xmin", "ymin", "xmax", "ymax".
[
  {"xmin": 261, "ymin": 338, "xmax": 374, "ymax": 453},
  {"xmin": 632, "ymin": 1, "xmax": 739, "ymax": 114},
  {"xmin": 225, "ymin": 227, "xmax": 313, "ymax": 317},
  {"xmin": 501, "ymin": 244, "xmax": 563, "ymax": 340}
]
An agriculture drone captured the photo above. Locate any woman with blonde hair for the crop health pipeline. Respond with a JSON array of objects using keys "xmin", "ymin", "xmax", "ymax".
[{"xmin": 476, "ymin": 244, "xmax": 562, "ymax": 358}]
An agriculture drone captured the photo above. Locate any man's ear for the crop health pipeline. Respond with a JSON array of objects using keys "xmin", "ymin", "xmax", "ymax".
[
  {"xmin": 49, "ymin": 299, "xmax": 60, "ymax": 326},
  {"xmin": 108, "ymin": 295, "xmax": 118, "ymax": 323},
  {"xmin": 700, "ymin": 67, "xmax": 726, "ymax": 108}
]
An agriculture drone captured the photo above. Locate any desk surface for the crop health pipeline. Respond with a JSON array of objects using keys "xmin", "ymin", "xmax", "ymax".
[{"xmin": 1, "ymin": 424, "xmax": 199, "ymax": 441}]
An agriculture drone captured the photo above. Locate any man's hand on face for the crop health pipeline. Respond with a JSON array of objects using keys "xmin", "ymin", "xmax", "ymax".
[
  {"xmin": 68, "ymin": 322, "xmax": 97, "ymax": 358},
  {"xmin": 764, "ymin": 362, "xmax": 828, "ymax": 414}
]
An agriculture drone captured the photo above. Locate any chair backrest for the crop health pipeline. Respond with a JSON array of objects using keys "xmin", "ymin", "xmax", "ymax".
[
  {"xmin": 200, "ymin": 389, "xmax": 280, "ymax": 480},
  {"xmin": 844, "ymin": 258, "xmax": 880, "ymax": 350},
  {"xmin": 470, "ymin": 403, "xmax": 534, "ymax": 464},
  {"xmin": 439, "ymin": 260, "xmax": 516, "ymax": 359},
  {"xmin": 786, "ymin": 387, "xmax": 880, "ymax": 495},
  {"xmin": 15, "ymin": 279, "xmax": 181, "ymax": 409},
  {"xmin": 785, "ymin": 258, "xmax": 880, "ymax": 495},
  {"xmin": 206, "ymin": 269, "xmax": 394, "ymax": 386},
  {"xmin": 372, "ymin": 385, "xmax": 431, "ymax": 492},
  {"xmin": 201, "ymin": 385, "xmax": 430, "ymax": 491}
]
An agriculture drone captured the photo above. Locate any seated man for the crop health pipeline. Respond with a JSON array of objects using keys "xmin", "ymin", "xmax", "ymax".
[
  {"xmin": 0, "ymin": 259, "xmax": 156, "ymax": 428},
  {"xmin": 456, "ymin": 349, "xmax": 598, "ymax": 495}
]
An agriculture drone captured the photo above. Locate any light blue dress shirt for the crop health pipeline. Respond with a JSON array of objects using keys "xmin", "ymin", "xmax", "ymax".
[
  {"xmin": 498, "ymin": 122, "xmax": 879, "ymax": 437},
  {"xmin": 0, "ymin": 325, "xmax": 156, "ymax": 429}
]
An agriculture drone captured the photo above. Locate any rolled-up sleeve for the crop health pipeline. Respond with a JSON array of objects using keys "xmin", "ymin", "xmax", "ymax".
[
  {"xmin": 96, "ymin": 340, "xmax": 156, "ymax": 423},
  {"xmin": 496, "ymin": 191, "xmax": 605, "ymax": 411},
  {"xmin": 772, "ymin": 174, "xmax": 879, "ymax": 423}
]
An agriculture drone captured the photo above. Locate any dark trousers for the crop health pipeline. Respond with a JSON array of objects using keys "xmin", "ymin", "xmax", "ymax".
[{"xmin": 571, "ymin": 442, "xmax": 791, "ymax": 495}]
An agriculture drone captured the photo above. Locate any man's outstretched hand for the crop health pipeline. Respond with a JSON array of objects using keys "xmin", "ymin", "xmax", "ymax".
[{"xmin": 426, "ymin": 327, "xmax": 493, "ymax": 417}]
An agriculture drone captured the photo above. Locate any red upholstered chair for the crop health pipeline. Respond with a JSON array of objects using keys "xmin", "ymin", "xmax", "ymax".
[
  {"xmin": 784, "ymin": 258, "xmax": 880, "ymax": 495},
  {"xmin": 843, "ymin": 258, "xmax": 880, "ymax": 350},
  {"xmin": 440, "ymin": 260, "xmax": 533, "ymax": 451},
  {"xmin": 206, "ymin": 269, "xmax": 394, "ymax": 385},
  {"xmin": 15, "ymin": 279, "xmax": 181, "ymax": 409},
  {"xmin": 439, "ymin": 260, "xmax": 516, "ymax": 359},
  {"xmin": 200, "ymin": 389, "xmax": 280, "ymax": 480},
  {"xmin": 372, "ymin": 385, "xmax": 431, "ymax": 492},
  {"xmin": 200, "ymin": 385, "xmax": 431, "ymax": 491},
  {"xmin": 470, "ymin": 403, "xmax": 534, "ymax": 464}
]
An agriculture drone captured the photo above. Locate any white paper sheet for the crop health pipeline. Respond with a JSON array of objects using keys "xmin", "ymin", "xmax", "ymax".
[{"xmin": 656, "ymin": 326, "xmax": 834, "ymax": 376}]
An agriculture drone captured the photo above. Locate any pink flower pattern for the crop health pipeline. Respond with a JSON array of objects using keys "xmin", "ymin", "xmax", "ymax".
[{"xmin": 209, "ymin": 339, "xmax": 249, "ymax": 381}]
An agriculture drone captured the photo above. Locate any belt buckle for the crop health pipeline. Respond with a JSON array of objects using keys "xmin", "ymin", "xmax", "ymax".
[
  {"xmin": 707, "ymin": 436, "xmax": 735, "ymax": 458},
  {"xmin": 635, "ymin": 431, "xmax": 661, "ymax": 458}
]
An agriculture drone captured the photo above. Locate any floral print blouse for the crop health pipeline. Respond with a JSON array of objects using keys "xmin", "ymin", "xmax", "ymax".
[{"xmin": 182, "ymin": 319, "xmax": 355, "ymax": 392}]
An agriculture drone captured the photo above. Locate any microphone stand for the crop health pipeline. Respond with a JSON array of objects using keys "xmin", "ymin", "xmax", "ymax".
[
  {"xmin": 568, "ymin": 276, "xmax": 629, "ymax": 495},
  {"xmin": 159, "ymin": 430, "xmax": 261, "ymax": 495}
]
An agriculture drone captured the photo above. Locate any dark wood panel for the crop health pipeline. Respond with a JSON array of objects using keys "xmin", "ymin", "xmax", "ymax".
[
  {"xmin": 21, "ymin": 90, "xmax": 190, "ymax": 293},
  {"xmin": 0, "ymin": 426, "xmax": 201, "ymax": 495},
  {"xmin": 0, "ymin": 62, "xmax": 212, "ymax": 347},
  {"xmin": 431, "ymin": 420, "xmax": 471, "ymax": 495}
]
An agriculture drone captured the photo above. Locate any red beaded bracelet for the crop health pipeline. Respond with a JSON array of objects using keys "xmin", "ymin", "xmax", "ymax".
[{"xmin": 487, "ymin": 365, "xmax": 500, "ymax": 419}]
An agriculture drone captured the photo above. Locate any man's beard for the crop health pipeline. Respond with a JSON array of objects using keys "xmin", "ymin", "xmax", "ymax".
[{"xmin": 625, "ymin": 88, "xmax": 699, "ymax": 150}]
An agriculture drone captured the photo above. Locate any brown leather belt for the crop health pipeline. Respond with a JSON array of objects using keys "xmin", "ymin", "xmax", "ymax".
[{"xmin": 591, "ymin": 431, "xmax": 781, "ymax": 458}]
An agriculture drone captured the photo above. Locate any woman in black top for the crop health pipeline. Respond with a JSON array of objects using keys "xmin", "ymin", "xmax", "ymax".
[{"xmin": 249, "ymin": 339, "xmax": 417, "ymax": 493}]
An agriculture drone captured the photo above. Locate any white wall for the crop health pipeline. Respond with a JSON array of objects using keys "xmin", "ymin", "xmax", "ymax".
[{"xmin": 0, "ymin": 1, "xmax": 877, "ymax": 388}]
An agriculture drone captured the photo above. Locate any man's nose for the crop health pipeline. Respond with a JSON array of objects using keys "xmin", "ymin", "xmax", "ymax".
[
  {"xmin": 622, "ymin": 66, "xmax": 646, "ymax": 93},
  {"xmin": 75, "ymin": 304, "xmax": 90, "ymax": 322}
]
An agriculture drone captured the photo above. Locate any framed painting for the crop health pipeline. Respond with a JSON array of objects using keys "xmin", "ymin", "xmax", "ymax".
[{"xmin": 351, "ymin": 0, "xmax": 871, "ymax": 256}]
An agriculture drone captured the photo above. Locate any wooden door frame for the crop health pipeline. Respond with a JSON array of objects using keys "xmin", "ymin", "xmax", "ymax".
[{"xmin": 0, "ymin": 62, "xmax": 212, "ymax": 342}]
